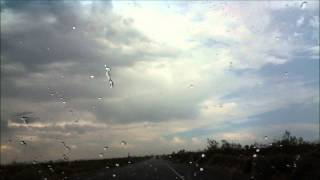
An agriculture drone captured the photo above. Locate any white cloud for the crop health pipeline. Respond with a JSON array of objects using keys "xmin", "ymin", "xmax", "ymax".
[{"xmin": 1, "ymin": 1, "xmax": 318, "ymax": 164}]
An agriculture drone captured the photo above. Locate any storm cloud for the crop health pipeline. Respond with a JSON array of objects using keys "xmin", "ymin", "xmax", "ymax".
[{"xmin": 1, "ymin": 1, "xmax": 319, "ymax": 164}]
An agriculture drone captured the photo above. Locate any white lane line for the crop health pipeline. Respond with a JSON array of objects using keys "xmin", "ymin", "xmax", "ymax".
[{"xmin": 166, "ymin": 164, "xmax": 185, "ymax": 180}]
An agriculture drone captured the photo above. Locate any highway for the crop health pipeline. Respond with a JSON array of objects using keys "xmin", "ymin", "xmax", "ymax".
[{"xmin": 82, "ymin": 158, "xmax": 218, "ymax": 180}]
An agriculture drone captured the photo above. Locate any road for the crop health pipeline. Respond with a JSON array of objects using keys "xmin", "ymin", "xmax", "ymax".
[{"xmin": 81, "ymin": 158, "xmax": 220, "ymax": 180}]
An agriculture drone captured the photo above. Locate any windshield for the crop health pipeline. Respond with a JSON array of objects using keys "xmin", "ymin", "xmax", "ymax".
[{"xmin": 1, "ymin": 1, "xmax": 319, "ymax": 180}]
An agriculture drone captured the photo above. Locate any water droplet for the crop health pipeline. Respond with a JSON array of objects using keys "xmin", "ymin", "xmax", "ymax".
[
  {"xmin": 99, "ymin": 153, "xmax": 104, "ymax": 158},
  {"xmin": 72, "ymin": 26, "xmax": 76, "ymax": 30},
  {"xmin": 98, "ymin": 97, "xmax": 103, "ymax": 100},
  {"xmin": 112, "ymin": 174, "xmax": 116, "ymax": 178},
  {"xmin": 105, "ymin": 65, "xmax": 111, "ymax": 72},
  {"xmin": 201, "ymin": 153, "xmax": 206, "ymax": 158},
  {"xmin": 32, "ymin": 160, "xmax": 38, "ymax": 165},
  {"xmin": 264, "ymin": 136, "xmax": 268, "ymax": 140},
  {"xmin": 109, "ymin": 79, "xmax": 114, "ymax": 88},
  {"xmin": 189, "ymin": 84, "xmax": 194, "ymax": 88},
  {"xmin": 63, "ymin": 154, "xmax": 69, "ymax": 161},
  {"xmin": 20, "ymin": 116, "xmax": 29, "ymax": 124},
  {"xmin": 199, "ymin": 167, "xmax": 204, "ymax": 172},
  {"xmin": 300, "ymin": 1, "xmax": 307, "ymax": 9},
  {"xmin": 295, "ymin": 155, "xmax": 301, "ymax": 161},
  {"xmin": 121, "ymin": 141, "xmax": 127, "ymax": 146},
  {"xmin": 20, "ymin": 140, "xmax": 27, "ymax": 145},
  {"xmin": 104, "ymin": 65, "xmax": 114, "ymax": 88},
  {"xmin": 253, "ymin": 154, "xmax": 257, "ymax": 158},
  {"xmin": 106, "ymin": 166, "xmax": 110, "ymax": 169},
  {"xmin": 49, "ymin": 167, "xmax": 55, "ymax": 173},
  {"xmin": 193, "ymin": 172, "xmax": 197, "ymax": 176},
  {"xmin": 128, "ymin": 161, "xmax": 131, "ymax": 164},
  {"xmin": 103, "ymin": 146, "xmax": 108, "ymax": 151},
  {"xmin": 256, "ymin": 149, "xmax": 260, "ymax": 153},
  {"xmin": 189, "ymin": 161, "xmax": 192, "ymax": 164},
  {"xmin": 115, "ymin": 163, "xmax": 119, "ymax": 167},
  {"xmin": 62, "ymin": 101, "xmax": 67, "ymax": 104},
  {"xmin": 286, "ymin": 164, "xmax": 291, "ymax": 168},
  {"xmin": 90, "ymin": 75, "xmax": 95, "ymax": 79}
]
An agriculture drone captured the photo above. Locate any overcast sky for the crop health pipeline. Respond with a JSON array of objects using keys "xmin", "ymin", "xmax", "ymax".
[{"xmin": 1, "ymin": 0, "xmax": 319, "ymax": 164}]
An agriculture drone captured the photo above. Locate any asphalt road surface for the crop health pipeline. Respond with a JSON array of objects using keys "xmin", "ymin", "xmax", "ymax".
[{"xmin": 82, "ymin": 158, "xmax": 220, "ymax": 180}]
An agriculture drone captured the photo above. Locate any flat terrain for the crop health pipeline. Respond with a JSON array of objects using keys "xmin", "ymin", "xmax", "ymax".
[{"xmin": 80, "ymin": 158, "xmax": 220, "ymax": 180}]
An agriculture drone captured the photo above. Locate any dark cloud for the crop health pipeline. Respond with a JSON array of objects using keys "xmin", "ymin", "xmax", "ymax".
[{"xmin": 1, "ymin": 1, "xmax": 318, "ymax": 164}]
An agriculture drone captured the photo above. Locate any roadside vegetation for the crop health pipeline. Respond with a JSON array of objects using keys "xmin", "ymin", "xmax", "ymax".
[
  {"xmin": 1, "ymin": 131, "xmax": 319, "ymax": 180},
  {"xmin": 0, "ymin": 156, "xmax": 151, "ymax": 180},
  {"xmin": 165, "ymin": 131, "xmax": 320, "ymax": 180}
]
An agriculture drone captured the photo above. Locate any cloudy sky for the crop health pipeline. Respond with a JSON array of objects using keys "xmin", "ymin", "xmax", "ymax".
[{"xmin": 1, "ymin": 0, "xmax": 319, "ymax": 164}]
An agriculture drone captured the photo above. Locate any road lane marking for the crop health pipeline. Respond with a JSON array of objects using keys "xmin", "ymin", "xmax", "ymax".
[{"xmin": 166, "ymin": 164, "xmax": 185, "ymax": 180}]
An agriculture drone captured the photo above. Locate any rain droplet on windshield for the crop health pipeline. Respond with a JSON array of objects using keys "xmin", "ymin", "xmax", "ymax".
[
  {"xmin": 253, "ymin": 154, "xmax": 257, "ymax": 158},
  {"xmin": 99, "ymin": 153, "xmax": 104, "ymax": 158},
  {"xmin": 90, "ymin": 75, "xmax": 95, "ymax": 79},
  {"xmin": 98, "ymin": 97, "xmax": 103, "ymax": 100},
  {"xmin": 112, "ymin": 174, "xmax": 116, "ymax": 178},
  {"xmin": 115, "ymin": 163, "xmax": 120, "ymax": 167},
  {"xmin": 121, "ymin": 141, "xmax": 127, "ymax": 146},
  {"xmin": 104, "ymin": 65, "xmax": 114, "ymax": 88},
  {"xmin": 256, "ymin": 149, "xmax": 260, "ymax": 153},
  {"xmin": 72, "ymin": 26, "xmax": 76, "ymax": 30},
  {"xmin": 200, "ymin": 167, "xmax": 204, "ymax": 172},
  {"xmin": 20, "ymin": 116, "xmax": 29, "ymax": 124},
  {"xmin": 264, "ymin": 136, "xmax": 268, "ymax": 140},
  {"xmin": 20, "ymin": 140, "xmax": 27, "ymax": 145},
  {"xmin": 109, "ymin": 79, "xmax": 114, "ymax": 88},
  {"xmin": 300, "ymin": 1, "xmax": 307, "ymax": 9},
  {"xmin": 63, "ymin": 154, "xmax": 69, "ymax": 161},
  {"xmin": 104, "ymin": 146, "xmax": 108, "ymax": 151},
  {"xmin": 61, "ymin": 142, "xmax": 71, "ymax": 152},
  {"xmin": 105, "ymin": 65, "xmax": 111, "ymax": 72},
  {"xmin": 201, "ymin": 153, "xmax": 206, "ymax": 158}
]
